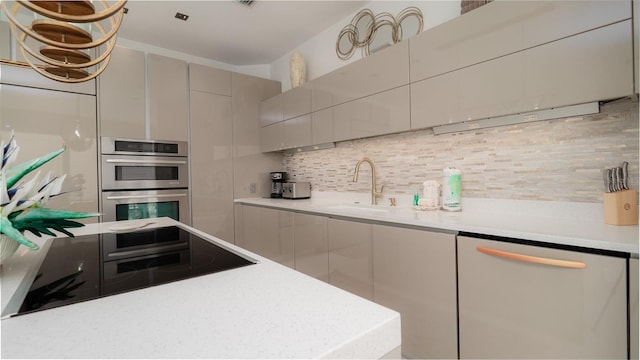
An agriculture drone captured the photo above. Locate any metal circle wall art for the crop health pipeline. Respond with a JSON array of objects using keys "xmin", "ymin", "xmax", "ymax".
[{"xmin": 336, "ymin": 7, "xmax": 423, "ymax": 60}]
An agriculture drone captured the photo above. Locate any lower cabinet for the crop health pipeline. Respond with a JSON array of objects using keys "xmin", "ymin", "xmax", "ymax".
[
  {"xmin": 372, "ymin": 225, "xmax": 458, "ymax": 359},
  {"xmin": 293, "ymin": 213, "xmax": 329, "ymax": 282},
  {"xmin": 328, "ymin": 218, "xmax": 374, "ymax": 300},
  {"xmin": 457, "ymin": 236, "xmax": 628, "ymax": 359},
  {"xmin": 239, "ymin": 205, "xmax": 294, "ymax": 268}
]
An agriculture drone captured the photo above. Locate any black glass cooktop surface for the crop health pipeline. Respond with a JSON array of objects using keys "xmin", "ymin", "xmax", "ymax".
[{"xmin": 15, "ymin": 226, "xmax": 255, "ymax": 316}]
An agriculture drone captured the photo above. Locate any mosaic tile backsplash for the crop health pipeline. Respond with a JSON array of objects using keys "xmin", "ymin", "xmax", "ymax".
[{"xmin": 283, "ymin": 98, "xmax": 639, "ymax": 203}]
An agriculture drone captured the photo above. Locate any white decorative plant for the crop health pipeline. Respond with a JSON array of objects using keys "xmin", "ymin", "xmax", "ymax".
[{"xmin": 0, "ymin": 133, "xmax": 99, "ymax": 258}]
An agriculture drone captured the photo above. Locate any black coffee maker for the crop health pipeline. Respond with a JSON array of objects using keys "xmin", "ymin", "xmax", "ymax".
[{"xmin": 270, "ymin": 172, "xmax": 287, "ymax": 198}]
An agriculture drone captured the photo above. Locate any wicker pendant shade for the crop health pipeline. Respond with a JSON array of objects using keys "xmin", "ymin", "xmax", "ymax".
[{"xmin": 1, "ymin": 0, "xmax": 127, "ymax": 83}]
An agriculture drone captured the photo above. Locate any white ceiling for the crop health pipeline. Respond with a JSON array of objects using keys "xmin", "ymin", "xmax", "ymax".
[{"xmin": 117, "ymin": 0, "xmax": 368, "ymax": 66}]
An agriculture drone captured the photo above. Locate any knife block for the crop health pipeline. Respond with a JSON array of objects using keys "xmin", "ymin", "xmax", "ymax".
[{"xmin": 604, "ymin": 189, "xmax": 638, "ymax": 225}]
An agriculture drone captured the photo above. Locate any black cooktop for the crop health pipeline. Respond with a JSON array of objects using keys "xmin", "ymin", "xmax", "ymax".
[{"xmin": 15, "ymin": 226, "xmax": 255, "ymax": 316}]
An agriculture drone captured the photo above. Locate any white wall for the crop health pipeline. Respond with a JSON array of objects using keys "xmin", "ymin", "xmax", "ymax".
[{"xmin": 270, "ymin": 1, "xmax": 461, "ymax": 91}]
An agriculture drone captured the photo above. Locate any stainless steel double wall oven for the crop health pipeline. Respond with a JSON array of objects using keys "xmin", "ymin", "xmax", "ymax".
[{"xmin": 100, "ymin": 137, "xmax": 190, "ymax": 225}]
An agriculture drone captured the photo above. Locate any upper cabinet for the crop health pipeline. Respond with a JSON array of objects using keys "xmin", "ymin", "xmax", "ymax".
[
  {"xmin": 411, "ymin": 19, "xmax": 634, "ymax": 129},
  {"xmin": 259, "ymin": 93, "xmax": 283, "ymax": 127},
  {"xmin": 99, "ymin": 48, "xmax": 188, "ymax": 141},
  {"xmin": 283, "ymin": 85, "xmax": 312, "ymax": 120},
  {"xmin": 148, "ymin": 54, "xmax": 188, "ymax": 141},
  {"xmin": 189, "ymin": 63, "xmax": 231, "ymax": 96},
  {"xmin": 99, "ymin": 46, "xmax": 146, "ymax": 139},
  {"xmin": 409, "ymin": 0, "xmax": 632, "ymax": 82},
  {"xmin": 311, "ymin": 41, "xmax": 410, "ymax": 111},
  {"xmin": 259, "ymin": 0, "xmax": 635, "ymax": 152}
]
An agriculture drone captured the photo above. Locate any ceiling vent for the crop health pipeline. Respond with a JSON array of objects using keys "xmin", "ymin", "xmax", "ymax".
[{"xmin": 236, "ymin": 0, "xmax": 255, "ymax": 7}]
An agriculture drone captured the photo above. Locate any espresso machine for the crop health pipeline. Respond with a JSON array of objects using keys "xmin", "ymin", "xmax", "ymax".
[{"xmin": 270, "ymin": 172, "xmax": 287, "ymax": 198}]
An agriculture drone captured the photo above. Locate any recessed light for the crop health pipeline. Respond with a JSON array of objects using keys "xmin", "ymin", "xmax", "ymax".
[{"xmin": 175, "ymin": 12, "xmax": 189, "ymax": 21}]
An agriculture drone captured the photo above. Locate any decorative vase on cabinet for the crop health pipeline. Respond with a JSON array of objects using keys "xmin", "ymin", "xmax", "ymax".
[{"xmin": 290, "ymin": 50, "xmax": 306, "ymax": 88}]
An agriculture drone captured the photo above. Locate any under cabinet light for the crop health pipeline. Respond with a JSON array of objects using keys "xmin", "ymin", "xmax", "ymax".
[
  {"xmin": 284, "ymin": 142, "xmax": 335, "ymax": 154},
  {"xmin": 432, "ymin": 102, "xmax": 600, "ymax": 135}
]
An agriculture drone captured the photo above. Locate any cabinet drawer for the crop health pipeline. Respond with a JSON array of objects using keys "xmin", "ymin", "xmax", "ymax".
[{"xmin": 458, "ymin": 236, "xmax": 627, "ymax": 359}]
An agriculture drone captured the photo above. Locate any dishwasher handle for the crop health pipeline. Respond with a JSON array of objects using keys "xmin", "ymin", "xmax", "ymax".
[{"xmin": 477, "ymin": 246, "xmax": 587, "ymax": 269}]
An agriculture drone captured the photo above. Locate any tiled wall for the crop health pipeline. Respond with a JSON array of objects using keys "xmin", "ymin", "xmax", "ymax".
[{"xmin": 283, "ymin": 98, "xmax": 639, "ymax": 203}]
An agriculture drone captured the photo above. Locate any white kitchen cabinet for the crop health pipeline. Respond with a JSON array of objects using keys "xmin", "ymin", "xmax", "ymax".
[
  {"xmin": 293, "ymin": 213, "xmax": 328, "ymax": 282},
  {"xmin": 311, "ymin": 41, "xmax": 409, "ymax": 112},
  {"xmin": 328, "ymin": 218, "xmax": 373, "ymax": 300},
  {"xmin": 189, "ymin": 63, "xmax": 231, "ymax": 96},
  {"xmin": 239, "ymin": 205, "xmax": 294, "ymax": 268},
  {"xmin": 260, "ymin": 122, "xmax": 284, "ymax": 152},
  {"xmin": 283, "ymin": 84, "xmax": 312, "ymax": 120},
  {"xmin": 372, "ymin": 225, "xmax": 457, "ymax": 359},
  {"xmin": 631, "ymin": 257, "xmax": 639, "ymax": 360},
  {"xmin": 231, "ymin": 73, "xmax": 282, "ymax": 199},
  {"xmin": 311, "ymin": 107, "xmax": 334, "ymax": 145},
  {"xmin": 283, "ymin": 114, "xmax": 312, "ymax": 149},
  {"xmin": 0, "ymin": 82, "xmax": 99, "ymax": 217},
  {"xmin": 259, "ymin": 93, "xmax": 283, "ymax": 127},
  {"xmin": 147, "ymin": 53, "xmax": 188, "ymax": 141},
  {"xmin": 190, "ymin": 89, "xmax": 233, "ymax": 241},
  {"xmin": 458, "ymin": 236, "xmax": 627, "ymax": 359},
  {"xmin": 333, "ymin": 85, "xmax": 410, "ymax": 142},
  {"xmin": 411, "ymin": 21, "xmax": 634, "ymax": 129},
  {"xmin": 409, "ymin": 0, "xmax": 631, "ymax": 82},
  {"xmin": 99, "ymin": 46, "xmax": 146, "ymax": 139}
]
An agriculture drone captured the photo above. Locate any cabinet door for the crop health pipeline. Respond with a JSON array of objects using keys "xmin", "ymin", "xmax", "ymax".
[
  {"xmin": 373, "ymin": 225, "xmax": 457, "ymax": 359},
  {"xmin": 458, "ymin": 236, "xmax": 627, "ymax": 359},
  {"xmin": 231, "ymin": 73, "xmax": 282, "ymax": 199},
  {"xmin": 311, "ymin": 107, "xmax": 334, "ymax": 145},
  {"xmin": 328, "ymin": 218, "xmax": 373, "ymax": 300},
  {"xmin": 283, "ymin": 85, "xmax": 312, "ymax": 120},
  {"xmin": 188, "ymin": 64, "xmax": 231, "ymax": 96},
  {"xmin": 333, "ymin": 85, "xmax": 410, "ymax": 142},
  {"xmin": 241, "ymin": 206, "xmax": 293, "ymax": 268},
  {"xmin": 522, "ymin": 20, "xmax": 633, "ymax": 112},
  {"xmin": 283, "ymin": 114, "xmax": 312, "ymax": 149},
  {"xmin": 190, "ymin": 90, "xmax": 233, "ymax": 241},
  {"xmin": 259, "ymin": 94, "xmax": 283, "ymax": 127},
  {"xmin": 0, "ymin": 84, "xmax": 99, "ymax": 216},
  {"xmin": 311, "ymin": 41, "xmax": 409, "ymax": 111},
  {"xmin": 99, "ymin": 46, "xmax": 146, "ymax": 139},
  {"xmin": 260, "ymin": 122, "xmax": 284, "ymax": 152},
  {"xmin": 293, "ymin": 213, "xmax": 328, "ymax": 282},
  {"xmin": 147, "ymin": 54, "xmax": 188, "ymax": 141}
]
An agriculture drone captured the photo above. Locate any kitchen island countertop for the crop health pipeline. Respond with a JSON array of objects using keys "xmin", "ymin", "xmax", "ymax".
[
  {"xmin": 235, "ymin": 193, "xmax": 639, "ymax": 256},
  {"xmin": 0, "ymin": 218, "xmax": 400, "ymax": 359}
]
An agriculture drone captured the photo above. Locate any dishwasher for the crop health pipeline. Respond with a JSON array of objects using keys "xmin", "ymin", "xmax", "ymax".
[{"xmin": 457, "ymin": 234, "xmax": 628, "ymax": 359}]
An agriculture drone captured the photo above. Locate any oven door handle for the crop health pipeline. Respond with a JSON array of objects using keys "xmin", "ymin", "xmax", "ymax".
[
  {"xmin": 105, "ymin": 158, "xmax": 187, "ymax": 165},
  {"xmin": 105, "ymin": 193, "xmax": 188, "ymax": 200}
]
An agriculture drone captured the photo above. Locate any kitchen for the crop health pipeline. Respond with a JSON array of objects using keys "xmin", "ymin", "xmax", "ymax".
[{"xmin": 1, "ymin": 0, "xmax": 639, "ymax": 359}]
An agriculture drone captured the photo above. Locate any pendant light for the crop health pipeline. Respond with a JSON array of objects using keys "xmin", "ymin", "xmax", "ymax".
[{"xmin": 1, "ymin": 0, "xmax": 127, "ymax": 83}]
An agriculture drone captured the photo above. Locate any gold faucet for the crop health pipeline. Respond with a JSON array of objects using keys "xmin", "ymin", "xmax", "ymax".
[{"xmin": 353, "ymin": 157, "xmax": 384, "ymax": 205}]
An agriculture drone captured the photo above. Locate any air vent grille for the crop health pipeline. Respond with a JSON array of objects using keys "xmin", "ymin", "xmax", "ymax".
[{"xmin": 237, "ymin": 0, "xmax": 255, "ymax": 6}]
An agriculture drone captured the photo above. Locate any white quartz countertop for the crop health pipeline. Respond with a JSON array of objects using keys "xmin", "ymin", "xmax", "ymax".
[
  {"xmin": 0, "ymin": 218, "xmax": 400, "ymax": 359},
  {"xmin": 235, "ymin": 192, "xmax": 639, "ymax": 256}
]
